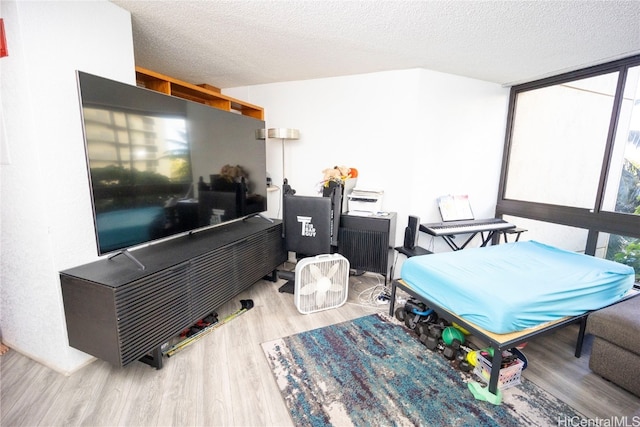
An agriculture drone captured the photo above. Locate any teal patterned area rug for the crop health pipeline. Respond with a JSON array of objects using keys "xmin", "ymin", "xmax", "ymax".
[{"xmin": 261, "ymin": 313, "xmax": 584, "ymax": 426}]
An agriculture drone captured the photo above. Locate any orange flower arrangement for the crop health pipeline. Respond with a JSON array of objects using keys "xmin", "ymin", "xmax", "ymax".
[{"xmin": 321, "ymin": 166, "xmax": 358, "ymax": 187}]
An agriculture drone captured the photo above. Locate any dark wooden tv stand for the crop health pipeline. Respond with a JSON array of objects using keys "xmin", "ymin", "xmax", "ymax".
[{"xmin": 60, "ymin": 217, "xmax": 286, "ymax": 369}]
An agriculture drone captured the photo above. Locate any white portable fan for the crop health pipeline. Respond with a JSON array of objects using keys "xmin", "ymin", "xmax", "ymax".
[{"xmin": 294, "ymin": 254, "xmax": 350, "ymax": 314}]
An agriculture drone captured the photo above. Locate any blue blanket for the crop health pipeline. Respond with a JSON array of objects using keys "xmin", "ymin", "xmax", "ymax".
[{"xmin": 401, "ymin": 241, "xmax": 635, "ymax": 333}]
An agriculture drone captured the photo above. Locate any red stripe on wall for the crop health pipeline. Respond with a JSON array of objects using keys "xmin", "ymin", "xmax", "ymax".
[{"xmin": 1, "ymin": 19, "xmax": 8, "ymax": 58}]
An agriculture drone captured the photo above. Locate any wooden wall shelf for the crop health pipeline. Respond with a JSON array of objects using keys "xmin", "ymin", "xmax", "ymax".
[{"xmin": 135, "ymin": 66, "xmax": 264, "ymax": 120}]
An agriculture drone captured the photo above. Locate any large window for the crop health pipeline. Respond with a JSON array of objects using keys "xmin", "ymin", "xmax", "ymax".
[
  {"xmin": 603, "ymin": 65, "xmax": 640, "ymax": 217},
  {"xmin": 497, "ymin": 55, "xmax": 640, "ymax": 280},
  {"xmin": 504, "ymin": 73, "xmax": 618, "ymax": 208}
]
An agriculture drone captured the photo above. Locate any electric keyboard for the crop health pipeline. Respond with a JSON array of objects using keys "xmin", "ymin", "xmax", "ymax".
[{"xmin": 420, "ymin": 218, "xmax": 516, "ymax": 236}]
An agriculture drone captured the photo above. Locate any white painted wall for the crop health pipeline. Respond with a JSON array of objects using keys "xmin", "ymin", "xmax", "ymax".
[
  {"xmin": 0, "ymin": 0, "xmax": 509, "ymax": 374},
  {"xmin": 225, "ymin": 69, "xmax": 510, "ymax": 257},
  {"xmin": 0, "ymin": 0, "xmax": 134, "ymax": 374}
]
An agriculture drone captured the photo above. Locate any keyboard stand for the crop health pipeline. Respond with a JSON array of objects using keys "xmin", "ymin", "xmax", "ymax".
[
  {"xmin": 440, "ymin": 231, "xmax": 498, "ymax": 251},
  {"xmin": 430, "ymin": 229, "xmax": 510, "ymax": 251},
  {"xmin": 420, "ymin": 219, "xmax": 519, "ymax": 251}
]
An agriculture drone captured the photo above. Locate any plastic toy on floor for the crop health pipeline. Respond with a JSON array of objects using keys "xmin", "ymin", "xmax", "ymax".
[{"xmin": 468, "ymin": 381, "xmax": 503, "ymax": 405}]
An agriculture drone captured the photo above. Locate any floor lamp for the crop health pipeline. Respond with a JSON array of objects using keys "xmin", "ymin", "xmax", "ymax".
[
  {"xmin": 267, "ymin": 128, "xmax": 299, "ymax": 196},
  {"xmin": 266, "ymin": 128, "xmax": 300, "ymax": 293}
]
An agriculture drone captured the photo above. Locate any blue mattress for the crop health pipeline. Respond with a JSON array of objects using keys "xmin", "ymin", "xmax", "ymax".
[{"xmin": 401, "ymin": 241, "xmax": 635, "ymax": 334}]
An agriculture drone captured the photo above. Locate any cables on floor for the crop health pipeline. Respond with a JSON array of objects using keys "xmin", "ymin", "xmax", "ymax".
[{"xmin": 344, "ymin": 273, "xmax": 392, "ymax": 309}]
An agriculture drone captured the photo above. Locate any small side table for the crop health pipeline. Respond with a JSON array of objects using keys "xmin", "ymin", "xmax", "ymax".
[
  {"xmin": 502, "ymin": 227, "xmax": 527, "ymax": 243},
  {"xmin": 395, "ymin": 246, "xmax": 433, "ymax": 258}
]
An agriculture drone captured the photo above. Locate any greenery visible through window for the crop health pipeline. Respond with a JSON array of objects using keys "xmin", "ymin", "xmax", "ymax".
[
  {"xmin": 606, "ymin": 235, "xmax": 640, "ymax": 281},
  {"xmin": 604, "ymin": 66, "xmax": 640, "ymax": 278}
]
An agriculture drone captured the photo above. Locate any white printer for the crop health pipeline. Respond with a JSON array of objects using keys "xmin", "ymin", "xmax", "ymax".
[{"xmin": 348, "ymin": 188, "xmax": 384, "ymax": 215}]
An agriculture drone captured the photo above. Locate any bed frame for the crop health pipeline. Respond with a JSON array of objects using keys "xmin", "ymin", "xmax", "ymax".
[{"xmin": 389, "ymin": 279, "xmax": 590, "ymax": 395}]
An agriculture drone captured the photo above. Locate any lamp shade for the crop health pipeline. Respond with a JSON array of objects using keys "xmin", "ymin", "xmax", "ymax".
[{"xmin": 267, "ymin": 128, "xmax": 300, "ymax": 140}]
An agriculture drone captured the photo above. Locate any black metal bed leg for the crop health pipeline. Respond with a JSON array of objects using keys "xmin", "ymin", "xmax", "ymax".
[
  {"xmin": 575, "ymin": 317, "xmax": 587, "ymax": 358},
  {"xmin": 389, "ymin": 281, "xmax": 398, "ymax": 317},
  {"xmin": 489, "ymin": 348, "xmax": 502, "ymax": 395}
]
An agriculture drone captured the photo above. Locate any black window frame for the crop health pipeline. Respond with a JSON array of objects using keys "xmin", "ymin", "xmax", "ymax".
[{"xmin": 495, "ymin": 54, "xmax": 640, "ymax": 256}]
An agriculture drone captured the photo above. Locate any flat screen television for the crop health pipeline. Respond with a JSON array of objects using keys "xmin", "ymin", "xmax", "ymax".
[{"xmin": 77, "ymin": 71, "xmax": 268, "ymax": 256}]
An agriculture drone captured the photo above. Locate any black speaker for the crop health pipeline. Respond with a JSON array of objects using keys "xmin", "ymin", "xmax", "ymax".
[{"xmin": 403, "ymin": 215, "xmax": 420, "ymax": 249}]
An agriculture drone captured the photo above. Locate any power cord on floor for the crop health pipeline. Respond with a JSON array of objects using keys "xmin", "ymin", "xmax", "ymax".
[
  {"xmin": 350, "ymin": 273, "xmax": 394, "ymax": 308},
  {"xmin": 353, "ymin": 284, "xmax": 386, "ymax": 307}
]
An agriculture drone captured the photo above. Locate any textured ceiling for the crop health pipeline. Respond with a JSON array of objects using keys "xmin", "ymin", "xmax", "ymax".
[{"xmin": 110, "ymin": 0, "xmax": 640, "ymax": 89}]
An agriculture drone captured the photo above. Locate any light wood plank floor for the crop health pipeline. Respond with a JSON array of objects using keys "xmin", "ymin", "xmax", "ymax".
[{"xmin": 2, "ymin": 273, "xmax": 639, "ymax": 426}]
